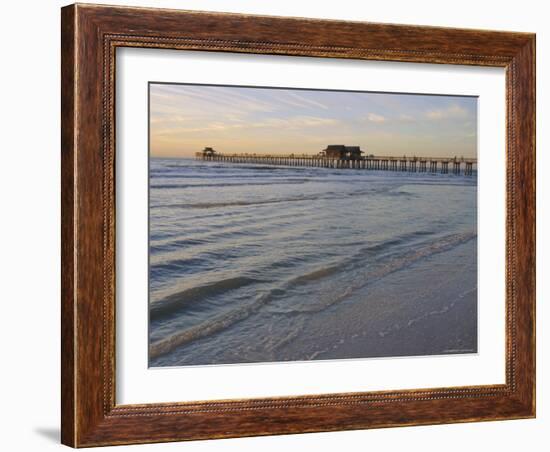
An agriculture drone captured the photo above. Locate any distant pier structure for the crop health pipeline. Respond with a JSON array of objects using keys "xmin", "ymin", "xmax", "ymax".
[{"xmin": 196, "ymin": 145, "xmax": 476, "ymax": 175}]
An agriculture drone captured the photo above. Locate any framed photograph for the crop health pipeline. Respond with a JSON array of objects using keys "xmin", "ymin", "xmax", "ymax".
[{"xmin": 61, "ymin": 3, "xmax": 535, "ymax": 447}]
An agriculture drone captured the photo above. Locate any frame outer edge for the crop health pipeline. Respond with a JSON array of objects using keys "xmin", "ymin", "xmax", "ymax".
[
  {"xmin": 61, "ymin": 3, "xmax": 77, "ymax": 448},
  {"xmin": 60, "ymin": 3, "xmax": 536, "ymax": 447},
  {"xmin": 514, "ymin": 35, "xmax": 536, "ymax": 416}
]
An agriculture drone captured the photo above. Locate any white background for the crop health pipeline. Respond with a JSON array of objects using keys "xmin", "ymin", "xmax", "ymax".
[
  {"xmin": 0, "ymin": 1, "xmax": 547, "ymax": 451},
  {"xmin": 118, "ymin": 49, "xmax": 505, "ymax": 404}
]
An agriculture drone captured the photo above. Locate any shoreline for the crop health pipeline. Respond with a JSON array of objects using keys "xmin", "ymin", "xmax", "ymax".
[
  {"xmin": 276, "ymin": 237, "xmax": 478, "ymax": 363},
  {"xmin": 151, "ymin": 237, "xmax": 477, "ymax": 367}
]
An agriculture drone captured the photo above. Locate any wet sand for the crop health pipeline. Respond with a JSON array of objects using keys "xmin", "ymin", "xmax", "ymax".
[{"xmin": 280, "ymin": 238, "xmax": 477, "ymax": 362}]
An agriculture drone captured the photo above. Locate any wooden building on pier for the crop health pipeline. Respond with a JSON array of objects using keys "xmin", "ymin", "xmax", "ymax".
[
  {"xmin": 201, "ymin": 147, "xmax": 217, "ymax": 157},
  {"xmin": 321, "ymin": 145, "xmax": 364, "ymax": 160}
]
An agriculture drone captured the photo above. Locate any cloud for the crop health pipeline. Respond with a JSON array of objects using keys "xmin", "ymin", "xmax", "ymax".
[
  {"xmin": 274, "ymin": 116, "xmax": 338, "ymax": 128},
  {"xmin": 278, "ymin": 91, "xmax": 329, "ymax": 110},
  {"xmin": 425, "ymin": 104, "xmax": 468, "ymax": 120},
  {"xmin": 366, "ymin": 113, "xmax": 386, "ymax": 123},
  {"xmin": 151, "ymin": 84, "xmax": 278, "ymax": 114},
  {"xmin": 151, "ymin": 115, "xmax": 340, "ymax": 137},
  {"xmin": 399, "ymin": 114, "xmax": 414, "ymax": 121}
]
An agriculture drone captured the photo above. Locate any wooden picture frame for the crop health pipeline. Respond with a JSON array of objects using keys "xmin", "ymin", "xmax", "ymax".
[{"xmin": 61, "ymin": 3, "xmax": 535, "ymax": 447}]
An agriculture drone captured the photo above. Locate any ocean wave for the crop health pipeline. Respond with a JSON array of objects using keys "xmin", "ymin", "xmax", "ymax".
[
  {"xmin": 149, "ymin": 172, "xmax": 310, "ymax": 180},
  {"xmin": 150, "ymin": 194, "xmax": 332, "ymax": 210},
  {"xmin": 150, "ymin": 185, "xmax": 399, "ymax": 211},
  {"xmin": 150, "ymin": 248, "xmax": 246, "ymax": 280},
  {"xmin": 149, "ymin": 288, "xmax": 276, "ymax": 359},
  {"xmin": 150, "ymin": 180, "xmax": 310, "ymax": 189},
  {"xmin": 150, "ymin": 276, "xmax": 260, "ymax": 321},
  {"xmin": 149, "ymin": 208, "xmax": 317, "ymax": 253}
]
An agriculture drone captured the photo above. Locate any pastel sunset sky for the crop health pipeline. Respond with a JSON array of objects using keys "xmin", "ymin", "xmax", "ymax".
[{"xmin": 149, "ymin": 83, "xmax": 477, "ymax": 159}]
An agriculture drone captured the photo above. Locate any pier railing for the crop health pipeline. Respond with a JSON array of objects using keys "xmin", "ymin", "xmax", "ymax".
[{"xmin": 195, "ymin": 153, "xmax": 476, "ymax": 175}]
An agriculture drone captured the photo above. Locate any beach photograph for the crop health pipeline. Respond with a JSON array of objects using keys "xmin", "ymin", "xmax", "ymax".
[{"xmin": 148, "ymin": 83, "xmax": 478, "ymax": 367}]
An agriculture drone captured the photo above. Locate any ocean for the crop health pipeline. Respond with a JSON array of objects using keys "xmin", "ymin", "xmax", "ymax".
[{"xmin": 148, "ymin": 158, "xmax": 477, "ymax": 367}]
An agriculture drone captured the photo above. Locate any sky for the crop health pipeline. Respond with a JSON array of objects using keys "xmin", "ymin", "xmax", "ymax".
[{"xmin": 149, "ymin": 83, "xmax": 477, "ymax": 159}]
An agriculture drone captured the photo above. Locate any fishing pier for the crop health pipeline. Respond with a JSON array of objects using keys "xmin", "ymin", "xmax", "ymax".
[{"xmin": 196, "ymin": 145, "xmax": 476, "ymax": 175}]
